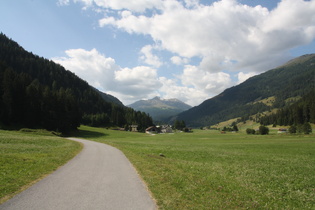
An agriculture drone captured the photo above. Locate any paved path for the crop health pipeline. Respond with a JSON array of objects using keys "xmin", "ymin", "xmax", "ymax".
[{"xmin": 1, "ymin": 138, "xmax": 157, "ymax": 210}]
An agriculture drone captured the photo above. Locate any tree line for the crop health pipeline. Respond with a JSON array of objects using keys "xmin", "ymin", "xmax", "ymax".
[
  {"xmin": 259, "ymin": 90, "xmax": 315, "ymax": 127},
  {"xmin": 0, "ymin": 65, "xmax": 81, "ymax": 132},
  {"xmin": 82, "ymin": 106, "xmax": 152, "ymax": 132},
  {"xmin": 0, "ymin": 33, "xmax": 152, "ymax": 133}
]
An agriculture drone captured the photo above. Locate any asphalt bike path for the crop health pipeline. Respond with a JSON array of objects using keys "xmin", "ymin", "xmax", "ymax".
[{"xmin": 1, "ymin": 138, "xmax": 157, "ymax": 210}]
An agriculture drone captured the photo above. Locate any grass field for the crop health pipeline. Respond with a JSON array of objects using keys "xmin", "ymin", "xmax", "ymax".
[
  {"xmin": 74, "ymin": 126, "xmax": 315, "ymax": 209},
  {"xmin": 0, "ymin": 129, "xmax": 82, "ymax": 203}
]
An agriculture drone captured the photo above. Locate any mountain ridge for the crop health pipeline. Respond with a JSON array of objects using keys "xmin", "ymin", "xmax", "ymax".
[
  {"xmin": 175, "ymin": 53, "xmax": 315, "ymax": 127},
  {"xmin": 128, "ymin": 97, "xmax": 191, "ymax": 122}
]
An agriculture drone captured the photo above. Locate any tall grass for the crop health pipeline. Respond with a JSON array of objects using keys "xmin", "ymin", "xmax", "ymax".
[
  {"xmin": 0, "ymin": 129, "xmax": 82, "ymax": 203},
  {"xmin": 75, "ymin": 126, "xmax": 315, "ymax": 209}
]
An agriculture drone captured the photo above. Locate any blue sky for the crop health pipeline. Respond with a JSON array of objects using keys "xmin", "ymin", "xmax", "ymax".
[{"xmin": 1, "ymin": 0, "xmax": 315, "ymax": 106}]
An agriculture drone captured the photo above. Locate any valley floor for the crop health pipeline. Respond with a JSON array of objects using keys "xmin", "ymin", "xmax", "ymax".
[{"xmin": 73, "ymin": 126, "xmax": 315, "ymax": 209}]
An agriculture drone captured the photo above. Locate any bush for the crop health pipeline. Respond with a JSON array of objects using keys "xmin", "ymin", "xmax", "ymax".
[
  {"xmin": 288, "ymin": 125, "xmax": 297, "ymax": 134},
  {"xmin": 302, "ymin": 123, "xmax": 312, "ymax": 134},
  {"xmin": 184, "ymin": 127, "xmax": 192, "ymax": 132},
  {"xmin": 246, "ymin": 128, "xmax": 255, "ymax": 135},
  {"xmin": 296, "ymin": 123, "xmax": 312, "ymax": 134},
  {"xmin": 259, "ymin": 126, "xmax": 269, "ymax": 135}
]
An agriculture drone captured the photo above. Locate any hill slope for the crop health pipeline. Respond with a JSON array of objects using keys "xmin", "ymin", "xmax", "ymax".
[
  {"xmin": 176, "ymin": 54, "xmax": 315, "ymax": 127},
  {"xmin": 128, "ymin": 97, "xmax": 191, "ymax": 121},
  {"xmin": 0, "ymin": 33, "xmax": 152, "ymax": 132}
]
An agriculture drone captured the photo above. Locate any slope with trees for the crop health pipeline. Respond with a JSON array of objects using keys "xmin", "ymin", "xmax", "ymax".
[
  {"xmin": 175, "ymin": 54, "xmax": 315, "ymax": 127},
  {"xmin": 0, "ymin": 33, "xmax": 152, "ymax": 132},
  {"xmin": 260, "ymin": 90, "xmax": 315, "ymax": 126}
]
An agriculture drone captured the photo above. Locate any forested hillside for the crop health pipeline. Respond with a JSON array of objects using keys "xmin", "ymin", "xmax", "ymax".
[
  {"xmin": 259, "ymin": 90, "xmax": 315, "ymax": 126},
  {"xmin": 175, "ymin": 54, "xmax": 315, "ymax": 127},
  {"xmin": 0, "ymin": 33, "xmax": 152, "ymax": 132}
]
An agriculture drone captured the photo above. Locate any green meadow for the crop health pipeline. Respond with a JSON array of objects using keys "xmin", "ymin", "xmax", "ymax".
[
  {"xmin": 0, "ymin": 129, "xmax": 82, "ymax": 203},
  {"xmin": 1, "ymin": 126, "xmax": 314, "ymax": 209},
  {"xmin": 75, "ymin": 126, "xmax": 315, "ymax": 209}
]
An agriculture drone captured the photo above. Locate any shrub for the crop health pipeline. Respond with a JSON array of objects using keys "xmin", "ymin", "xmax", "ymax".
[
  {"xmin": 246, "ymin": 128, "xmax": 255, "ymax": 135},
  {"xmin": 302, "ymin": 123, "xmax": 312, "ymax": 134},
  {"xmin": 288, "ymin": 125, "xmax": 297, "ymax": 134},
  {"xmin": 259, "ymin": 126, "xmax": 269, "ymax": 135}
]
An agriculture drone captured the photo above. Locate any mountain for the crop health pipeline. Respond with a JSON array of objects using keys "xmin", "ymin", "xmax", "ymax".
[
  {"xmin": 175, "ymin": 54, "xmax": 315, "ymax": 127},
  {"xmin": 128, "ymin": 97, "xmax": 192, "ymax": 122},
  {"xmin": 93, "ymin": 87, "xmax": 124, "ymax": 106},
  {"xmin": 0, "ymin": 33, "xmax": 152, "ymax": 132}
]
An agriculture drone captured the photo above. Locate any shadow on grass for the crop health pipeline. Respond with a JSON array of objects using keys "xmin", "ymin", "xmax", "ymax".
[{"xmin": 69, "ymin": 129, "xmax": 108, "ymax": 139}]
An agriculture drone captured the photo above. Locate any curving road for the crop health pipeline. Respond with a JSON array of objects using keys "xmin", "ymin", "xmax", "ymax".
[{"xmin": 1, "ymin": 138, "xmax": 157, "ymax": 210}]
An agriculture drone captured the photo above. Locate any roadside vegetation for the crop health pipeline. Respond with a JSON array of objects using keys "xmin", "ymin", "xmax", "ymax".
[
  {"xmin": 0, "ymin": 129, "xmax": 82, "ymax": 203},
  {"xmin": 73, "ymin": 126, "xmax": 315, "ymax": 209}
]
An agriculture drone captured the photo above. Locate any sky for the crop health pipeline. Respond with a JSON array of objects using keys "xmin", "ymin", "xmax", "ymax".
[{"xmin": 1, "ymin": 0, "xmax": 315, "ymax": 106}]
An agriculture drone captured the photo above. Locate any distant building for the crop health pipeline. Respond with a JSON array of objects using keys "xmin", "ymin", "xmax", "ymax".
[
  {"xmin": 130, "ymin": 125, "xmax": 138, "ymax": 132},
  {"xmin": 160, "ymin": 125, "xmax": 173, "ymax": 133},
  {"xmin": 145, "ymin": 126, "xmax": 159, "ymax": 134},
  {"xmin": 277, "ymin": 128, "xmax": 287, "ymax": 134}
]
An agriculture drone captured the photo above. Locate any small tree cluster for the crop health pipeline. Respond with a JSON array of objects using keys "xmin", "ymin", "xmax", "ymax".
[
  {"xmin": 222, "ymin": 124, "xmax": 239, "ymax": 132},
  {"xmin": 289, "ymin": 123, "xmax": 312, "ymax": 134},
  {"xmin": 246, "ymin": 128, "xmax": 256, "ymax": 135},
  {"xmin": 258, "ymin": 125, "xmax": 269, "ymax": 135},
  {"xmin": 174, "ymin": 120, "xmax": 186, "ymax": 131},
  {"xmin": 246, "ymin": 126, "xmax": 269, "ymax": 135}
]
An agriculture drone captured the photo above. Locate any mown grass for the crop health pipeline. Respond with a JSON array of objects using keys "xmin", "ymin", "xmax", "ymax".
[
  {"xmin": 0, "ymin": 129, "xmax": 82, "ymax": 203},
  {"xmin": 74, "ymin": 126, "xmax": 315, "ymax": 209}
]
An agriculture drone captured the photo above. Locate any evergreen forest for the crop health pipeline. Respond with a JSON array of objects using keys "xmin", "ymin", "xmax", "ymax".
[
  {"xmin": 259, "ymin": 90, "xmax": 315, "ymax": 127},
  {"xmin": 0, "ymin": 33, "xmax": 152, "ymax": 133}
]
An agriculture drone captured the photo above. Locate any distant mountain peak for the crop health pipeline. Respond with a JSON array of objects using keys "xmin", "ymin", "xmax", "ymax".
[{"xmin": 128, "ymin": 97, "xmax": 191, "ymax": 122}]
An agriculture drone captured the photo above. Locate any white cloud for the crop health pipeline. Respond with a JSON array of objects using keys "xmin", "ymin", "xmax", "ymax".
[
  {"xmin": 140, "ymin": 45, "xmax": 163, "ymax": 67},
  {"xmin": 56, "ymin": 0, "xmax": 315, "ymax": 106},
  {"xmin": 237, "ymin": 72, "xmax": 257, "ymax": 84},
  {"xmin": 52, "ymin": 48, "xmax": 221, "ymax": 106},
  {"xmin": 170, "ymin": 56, "xmax": 189, "ymax": 65},
  {"xmin": 155, "ymin": 65, "xmax": 233, "ymax": 106},
  {"xmin": 57, "ymin": 0, "xmax": 70, "ymax": 6},
  {"xmin": 53, "ymin": 48, "xmax": 162, "ymax": 105},
  {"xmin": 52, "ymin": 48, "xmax": 118, "ymax": 90},
  {"xmin": 70, "ymin": 0, "xmax": 163, "ymax": 12},
  {"xmin": 180, "ymin": 65, "xmax": 232, "ymax": 95},
  {"xmin": 262, "ymin": 0, "xmax": 315, "ymax": 33},
  {"xmin": 114, "ymin": 66, "xmax": 162, "ymax": 95},
  {"xmin": 158, "ymin": 77, "xmax": 209, "ymax": 106},
  {"xmin": 97, "ymin": 0, "xmax": 315, "ymax": 73}
]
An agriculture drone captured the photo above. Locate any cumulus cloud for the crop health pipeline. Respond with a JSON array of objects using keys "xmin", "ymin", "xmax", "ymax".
[
  {"xmin": 237, "ymin": 72, "xmax": 257, "ymax": 84},
  {"xmin": 91, "ymin": 0, "xmax": 162, "ymax": 12},
  {"xmin": 52, "ymin": 48, "xmax": 162, "ymax": 105},
  {"xmin": 140, "ymin": 45, "xmax": 163, "ymax": 67},
  {"xmin": 95, "ymin": 0, "xmax": 315, "ymax": 73},
  {"xmin": 52, "ymin": 48, "xmax": 223, "ymax": 106},
  {"xmin": 57, "ymin": 0, "xmax": 315, "ymax": 106},
  {"xmin": 171, "ymin": 56, "xmax": 189, "ymax": 65},
  {"xmin": 57, "ymin": 0, "xmax": 70, "ymax": 6},
  {"xmin": 114, "ymin": 66, "xmax": 162, "ymax": 95},
  {"xmin": 52, "ymin": 48, "xmax": 118, "ymax": 89},
  {"xmin": 158, "ymin": 77, "xmax": 209, "ymax": 106},
  {"xmin": 180, "ymin": 65, "xmax": 232, "ymax": 95}
]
